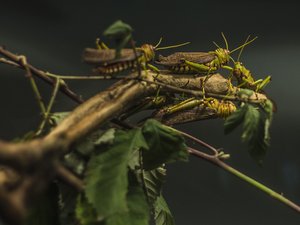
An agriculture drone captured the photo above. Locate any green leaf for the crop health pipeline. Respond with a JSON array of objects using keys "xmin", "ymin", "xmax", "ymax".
[
  {"xmin": 241, "ymin": 105, "xmax": 260, "ymax": 143},
  {"xmin": 143, "ymin": 166, "xmax": 167, "ymax": 204},
  {"xmin": 76, "ymin": 128, "xmax": 116, "ymax": 157},
  {"xmin": 154, "ymin": 196, "xmax": 175, "ymax": 225},
  {"xmin": 76, "ymin": 194, "xmax": 103, "ymax": 225},
  {"xmin": 103, "ymin": 20, "xmax": 133, "ymax": 39},
  {"xmin": 103, "ymin": 20, "xmax": 133, "ymax": 57},
  {"xmin": 84, "ymin": 129, "xmax": 148, "ymax": 218},
  {"xmin": 241, "ymin": 105, "xmax": 269, "ymax": 163},
  {"xmin": 105, "ymin": 172, "xmax": 150, "ymax": 225},
  {"xmin": 237, "ymin": 88, "xmax": 254, "ymax": 99},
  {"xmin": 142, "ymin": 119, "xmax": 188, "ymax": 170},
  {"xmin": 224, "ymin": 104, "xmax": 247, "ymax": 134}
]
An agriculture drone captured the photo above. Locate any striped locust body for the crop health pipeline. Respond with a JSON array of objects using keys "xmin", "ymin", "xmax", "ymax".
[
  {"xmin": 233, "ymin": 62, "xmax": 271, "ymax": 92},
  {"xmin": 155, "ymin": 49, "xmax": 229, "ymax": 74},
  {"xmin": 165, "ymin": 97, "xmax": 236, "ymax": 118},
  {"xmin": 83, "ymin": 44, "xmax": 155, "ymax": 75},
  {"xmin": 83, "ymin": 39, "xmax": 189, "ymax": 75},
  {"xmin": 155, "ymin": 34, "xmax": 257, "ymax": 75}
]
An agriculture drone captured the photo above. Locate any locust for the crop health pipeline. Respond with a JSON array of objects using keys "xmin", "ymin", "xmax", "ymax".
[
  {"xmin": 164, "ymin": 97, "xmax": 236, "ymax": 118},
  {"xmin": 228, "ymin": 36, "xmax": 271, "ymax": 92},
  {"xmin": 155, "ymin": 33, "xmax": 257, "ymax": 75},
  {"xmin": 82, "ymin": 38, "xmax": 190, "ymax": 75}
]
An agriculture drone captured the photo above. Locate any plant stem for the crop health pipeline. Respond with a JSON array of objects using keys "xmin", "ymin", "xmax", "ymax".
[{"xmin": 188, "ymin": 147, "xmax": 300, "ymax": 213}]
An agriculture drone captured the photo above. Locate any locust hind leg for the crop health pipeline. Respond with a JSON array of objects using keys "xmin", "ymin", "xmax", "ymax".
[{"xmin": 165, "ymin": 97, "xmax": 202, "ymax": 115}]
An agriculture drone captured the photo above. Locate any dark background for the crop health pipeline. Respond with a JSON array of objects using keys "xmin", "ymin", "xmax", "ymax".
[{"xmin": 1, "ymin": 1, "xmax": 300, "ymax": 224}]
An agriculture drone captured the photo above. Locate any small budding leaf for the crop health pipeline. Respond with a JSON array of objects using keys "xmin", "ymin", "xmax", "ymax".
[
  {"xmin": 154, "ymin": 196, "xmax": 175, "ymax": 225},
  {"xmin": 237, "ymin": 88, "xmax": 254, "ymax": 99},
  {"xmin": 84, "ymin": 129, "xmax": 148, "ymax": 219},
  {"xmin": 103, "ymin": 20, "xmax": 133, "ymax": 39},
  {"xmin": 141, "ymin": 119, "xmax": 188, "ymax": 170},
  {"xmin": 103, "ymin": 20, "xmax": 133, "ymax": 58}
]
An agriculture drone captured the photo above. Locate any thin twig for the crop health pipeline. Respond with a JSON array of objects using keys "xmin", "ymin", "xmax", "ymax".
[
  {"xmin": 55, "ymin": 164, "xmax": 84, "ymax": 192},
  {"xmin": 19, "ymin": 56, "xmax": 46, "ymax": 114},
  {"xmin": 187, "ymin": 147, "xmax": 300, "ymax": 214},
  {"xmin": 35, "ymin": 78, "xmax": 61, "ymax": 136},
  {"xmin": 0, "ymin": 46, "xmax": 84, "ymax": 104}
]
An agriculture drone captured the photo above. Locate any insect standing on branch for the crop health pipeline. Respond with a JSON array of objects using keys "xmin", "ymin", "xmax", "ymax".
[
  {"xmin": 155, "ymin": 33, "xmax": 257, "ymax": 75},
  {"xmin": 82, "ymin": 38, "xmax": 190, "ymax": 75},
  {"xmin": 164, "ymin": 97, "xmax": 236, "ymax": 118},
  {"xmin": 229, "ymin": 36, "xmax": 271, "ymax": 92}
]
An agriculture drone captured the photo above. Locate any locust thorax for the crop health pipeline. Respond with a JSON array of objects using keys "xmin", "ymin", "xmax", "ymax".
[
  {"xmin": 214, "ymin": 48, "xmax": 230, "ymax": 66},
  {"xmin": 140, "ymin": 44, "xmax": 155, "ymax": 62},
  {"xmin": 234, "ymin": 62, "xmax": 252, "ymax": 80}
]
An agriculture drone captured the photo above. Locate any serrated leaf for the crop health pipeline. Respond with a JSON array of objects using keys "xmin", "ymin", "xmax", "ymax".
[
  {"xmin": 76, "ymin": 128, "xmax": 115, "ymax": 157},
  {"xmin": 84, "ymin": 129, "xmax": 148, "ymax": 218},
  {"xmin": 241, "ymin": 105, "xmax": 260, "ymax": 143},
  {"xmin": 143, "ymin": 167, "xmax": 166, "ymax": 205},
  {"xmin": 224, "ymin": 104, "xmax": 247, "ymax": 134},
  {"xmin": 106, "ymin": 173, "xmax": 150, "ymax": 225},
  {"xmin": 142, "ymin": 119, "xmax": 188, "ymax": 170},
  {"xmin": 241, "ymin": 105, "xmax": 269, "ymax": 163},
  {"xmin": 76, "ymin": 194, "xmax": 103, "ymax": 225},
  {"xmin": 154, "ymin": 196, "xmax": 175, "ymax": 225}
]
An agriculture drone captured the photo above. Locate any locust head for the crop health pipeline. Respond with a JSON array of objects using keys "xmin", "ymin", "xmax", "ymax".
[{"xmin": 140, "ymin": 44, "xmax": 156, "ymax": 62}]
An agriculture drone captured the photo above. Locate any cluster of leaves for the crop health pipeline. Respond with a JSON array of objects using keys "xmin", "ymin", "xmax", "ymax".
[
  {"xmin": 224, "ymin": 89, "xmax": 274, "ymax": 164},
  {"xmin": 30, "ymin": 118, "xmax": 188, "ymax": 225}
]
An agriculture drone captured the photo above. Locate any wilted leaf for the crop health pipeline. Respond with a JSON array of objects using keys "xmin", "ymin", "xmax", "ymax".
[
  {"xmin": 142, "ymin": 119, "xmax": 188, "ymax": 170},
  {"xmin": 241, "ymin": 105, "xmax": 260, "ymax": 143},
  {"xmin": 84, "ymin": 129, "xmax": 148, "ymax": 218},
  {"xmin": 154, "ymin": 196, "xmax": 175, "ymax": 225}
]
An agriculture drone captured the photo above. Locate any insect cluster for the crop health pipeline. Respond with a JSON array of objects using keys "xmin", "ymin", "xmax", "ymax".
[{"xmin": 83, "ymin": 31, "xmax": 271, "ymax": 122}]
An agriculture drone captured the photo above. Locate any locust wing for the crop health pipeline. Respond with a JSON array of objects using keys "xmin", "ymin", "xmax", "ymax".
[
  {"xmin": 83, "ymin": 48, "xmax": 143, "ymax": 66},
  {"xmin": 155, "ymin": 52, "xmax": 215, "ymax": 66}
]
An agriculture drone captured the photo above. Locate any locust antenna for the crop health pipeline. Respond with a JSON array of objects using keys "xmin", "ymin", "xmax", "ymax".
[
  {"xmin": 213, "ymin": 41, "xmax": 222, "ymax": 49},
  {"xmin": 237, "ymin": 35, "xmax": 251, "ymax": 62},
  {"xmin": 155, "ymin": 41, "xmax": 191, "ymax": 51},
  {"xmin": 230, "ymin": 36, "xmax": 258, "ymax": 54},
  {"xmin": 154, "ymin": 37, "xmax": 163, "ymax": 48},
  {"xmin": 221, "ymin": 32, "xmax": 229, "ymax": 50}
]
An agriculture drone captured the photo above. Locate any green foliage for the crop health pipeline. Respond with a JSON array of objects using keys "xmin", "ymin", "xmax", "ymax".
[
  {"xmin": 84, "ymin": 129, "xmax": 147, "ymax": 218},
  {"xmin": 143, "ymin": 167, "xmax": 166, "ymax": 205},
  {"xmin": 142, "ymin": 119, "xmax": 189, "ymax": 170},
  {"xmin": 224, "ymin": 102, "xmax": 273, "ymax": 163},
  {"xmin": 76, "ymin": 194, "xmax": 102, "ymax": 225},
  {"xmin": 154, "ymin": 196, "xmax": 175, "ymax": 225},
  {"xmin": 103, "ymin": 20, "xmax": 133, "ymax": 58}
]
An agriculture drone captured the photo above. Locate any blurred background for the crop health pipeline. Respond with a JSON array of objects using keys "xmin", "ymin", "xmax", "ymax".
[{"xmin": 1, "ymin": 0, "xmax": 300, "ymax": 224}]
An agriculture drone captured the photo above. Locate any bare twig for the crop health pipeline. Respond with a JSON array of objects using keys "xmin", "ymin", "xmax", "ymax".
[{"xmin": 187, "ymin": 147, "xmax": 300, "ymax": 214}]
